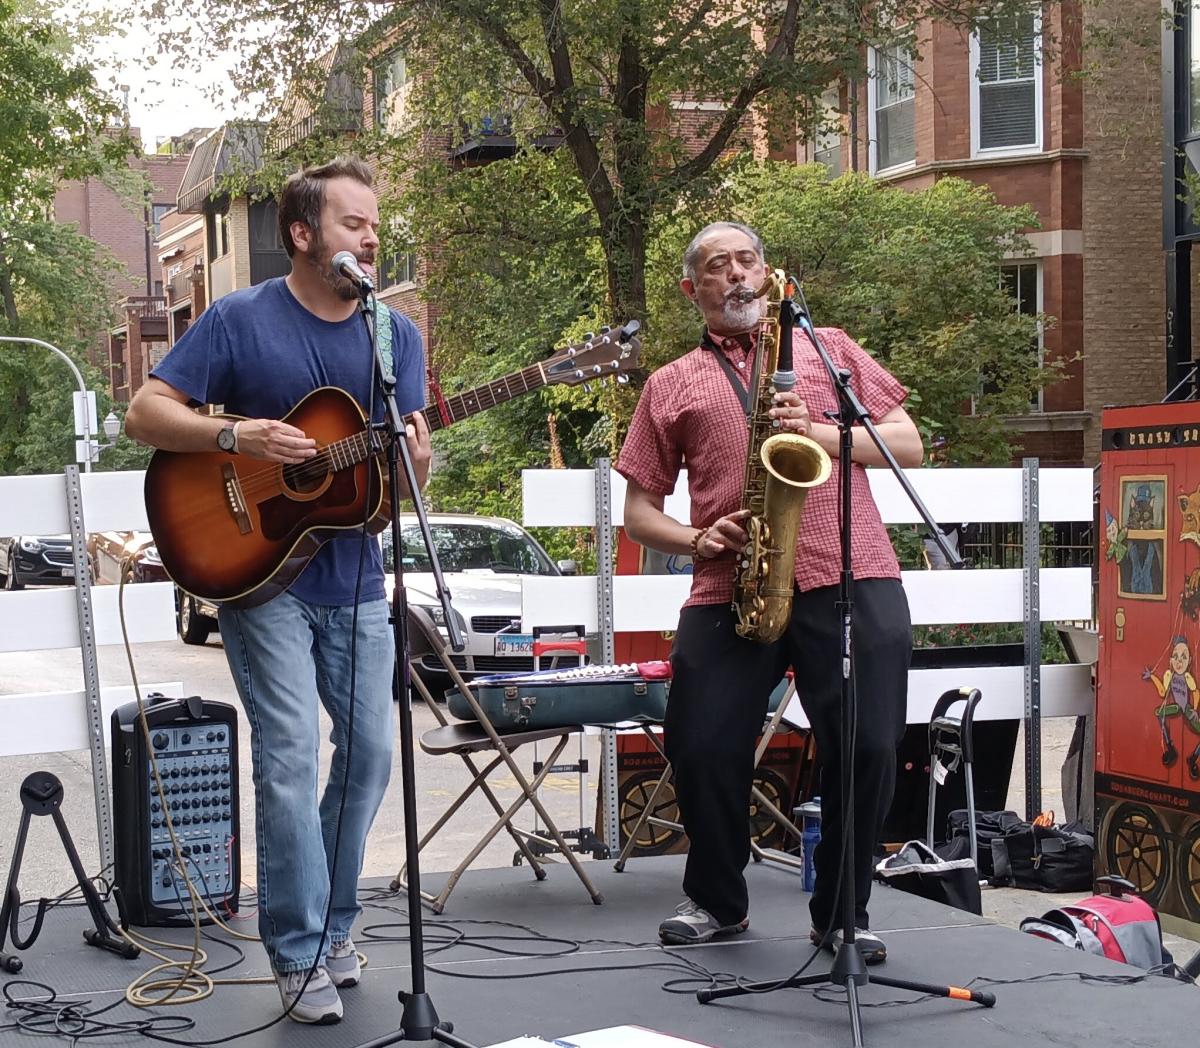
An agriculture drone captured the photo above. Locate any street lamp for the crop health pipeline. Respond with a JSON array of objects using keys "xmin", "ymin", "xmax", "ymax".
[{"xmin": 0, "ymin": 335, "xmax": 96, "ymax": 472}]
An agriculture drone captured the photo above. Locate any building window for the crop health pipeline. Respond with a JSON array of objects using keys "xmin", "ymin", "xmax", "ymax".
[
  {"xmin": 977, "ymin": 261, "xmax": 1042, "ymax": 413},
  {"xmin": 869, "ymin": 44, "xmax": 915, "ymax": 173},
  {"xmin": 208, "ymin": 210, "xmax": 231, "ymax": 260},
  {"xmin": 373, "ymin": 50, "xmax": 409, "ymax": 132},
  {"xmin": 378, "ymin": 250, "xmax": 416, "ymax": 290},
  {"xmin": 812, "ymin": 87, "xmax": 843, "ymax": 176},
  {"xmin": 971, "ymin": 12, "xmax": 1041, "ymax": 154},
  {"xmin": 150, "ymin": 203, "xmax": 173, "ymax": 238}
]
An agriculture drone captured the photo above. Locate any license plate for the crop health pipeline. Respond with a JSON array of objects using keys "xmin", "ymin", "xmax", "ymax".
[
  {"xmin": 494, "ymin": 633, "xmax": 533, "ymax": 656},
  {"xmin": 61, "ymin": 567, "xmax": 74, "ymax": 577}
]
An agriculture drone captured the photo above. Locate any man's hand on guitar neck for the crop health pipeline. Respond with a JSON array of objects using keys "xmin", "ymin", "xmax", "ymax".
[
  {"xmin": 235, "ymin": 419, "xmax": 318, "ymax": 463},
  {"xmin": 404, "ymin": 411, "xmax": 432, "ymax": 492}
]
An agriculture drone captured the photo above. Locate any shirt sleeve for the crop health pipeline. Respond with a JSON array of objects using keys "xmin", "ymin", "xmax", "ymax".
[
  {"xmin": 616, "ymin": 373, "xmax": 683, "ymax": 496},
  {"xmin": 391, "ymin": 310, "xmax": 426, "ymax": 415},
  {"xmin": 829, "ymin": 329, "xmax": 908, "ymax": 420},
  {"xmin": 149, "ymin": 302, "xmax": 235, "ymax": 408}
]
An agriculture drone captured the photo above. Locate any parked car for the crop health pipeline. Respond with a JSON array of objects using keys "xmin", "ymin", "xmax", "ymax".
[
  {"xmin": 383, "ymin": 513, "xmax": 586, "ymax": 690},
  {"xmin": 88, "ymin": 531, "xmax": 169, "ymax": 586},
  {"xmin": 173, "ymin": 514, "xmax": 589, "ymax": 689},
  {"xmin": 0, "ymin": 535, "xmax": 76, "ymax": 589}
]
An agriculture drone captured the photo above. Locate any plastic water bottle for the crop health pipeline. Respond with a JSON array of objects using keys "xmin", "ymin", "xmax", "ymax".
[{"xmin": 797, "ymin": 797, "xmax": 822, "ymax": 894}]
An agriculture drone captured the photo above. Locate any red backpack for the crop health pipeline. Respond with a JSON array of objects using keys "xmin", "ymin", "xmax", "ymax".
[{"xmin": 1020, "ymin": 877, "xmax": 1168, "ymax": 970}]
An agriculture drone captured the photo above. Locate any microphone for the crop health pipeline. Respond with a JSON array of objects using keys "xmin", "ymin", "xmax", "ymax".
[{"xmin": 331, "ymin": 251, "xmax": 375, "ymax": 294}]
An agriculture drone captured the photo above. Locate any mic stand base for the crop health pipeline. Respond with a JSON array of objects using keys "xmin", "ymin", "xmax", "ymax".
[
  {"xmin": 697, "ymin": 944, "xmax": 994, "ymax": 1048},
  {"xmin": 353, "ymin": 991, "xmax": 475, "ymax": 1048}
]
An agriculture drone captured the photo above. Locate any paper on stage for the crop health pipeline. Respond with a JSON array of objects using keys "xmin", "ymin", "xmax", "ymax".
[{"xmin": 486, "ymin": 1028, "xmax": 715, "ymax": 1048}]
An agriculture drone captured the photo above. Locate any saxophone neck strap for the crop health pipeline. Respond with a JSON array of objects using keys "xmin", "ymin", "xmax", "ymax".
[{"xmin": 701, "ymin": 329, "xmax": 752, "ymax": 417}]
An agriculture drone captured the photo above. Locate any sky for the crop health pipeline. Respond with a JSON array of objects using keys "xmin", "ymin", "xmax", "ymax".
[{"xmin": 72, "ymin": 7, "xmax": 250, "ymax": 152}]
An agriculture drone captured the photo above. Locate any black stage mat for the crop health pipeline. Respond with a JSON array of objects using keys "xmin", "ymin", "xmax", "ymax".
[{"xmin": 1, "ymin": 856, "xmax": 1195, "ymax": 1047}]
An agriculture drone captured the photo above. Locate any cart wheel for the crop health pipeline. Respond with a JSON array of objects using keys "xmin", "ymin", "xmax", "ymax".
[
  {"xmin": 1176, "ymin": 819, "xmax": 1200, "ymax": 922},
  {"xmin": 618, "ymin": 770, "xmax": 684, "ymax": 855},
  {"xmin": 1105, "ymin": 803, "xmax": 1171, "ymax": 906},
  {"xmin": 749, "ymin": 767, "xmax": 792, "ymax": 850},
  {"xmin": 512, "ymin": 851, "xmax": 523, "ymax": 867}
]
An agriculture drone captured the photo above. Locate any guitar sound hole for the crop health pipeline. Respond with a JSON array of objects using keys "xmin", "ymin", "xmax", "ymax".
[{"xmin": 282, "ymin": 461, "xmax": 329, "ymax": 496}]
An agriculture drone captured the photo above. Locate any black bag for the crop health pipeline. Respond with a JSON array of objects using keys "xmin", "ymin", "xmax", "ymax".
[
  {"xmin": 946, "ymin": 808, "xmax": 1024, "ymax": 878},
  {"xmin": 991, "ymin": 820, "xmax": 1094, "ymax": 893},
  {"xmin": 875, "ymin": 840, "xmax": 983, "ymax": 915}
]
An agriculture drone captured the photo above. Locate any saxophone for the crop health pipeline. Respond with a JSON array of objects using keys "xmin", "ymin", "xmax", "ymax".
[{"xmin": 731, "ymin": 270, "xmax": 832, "ymax": 643}]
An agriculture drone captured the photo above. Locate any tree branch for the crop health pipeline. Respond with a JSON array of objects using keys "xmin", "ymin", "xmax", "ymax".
[
  {"xmin": 664, "ymin": 0, "xmax": 802, "ymax": 192},
  {"xmin": 645, "ymin": 0, "xmax": 717, "ymax": 71}
]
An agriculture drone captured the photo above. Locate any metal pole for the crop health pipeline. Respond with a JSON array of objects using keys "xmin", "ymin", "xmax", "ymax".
[
  {"xmin": 0, "ymin": 336, "xmax": 93, "ymax": 472},
  {"xmin": 63, "ymin": 465, "xmax": 114, "ymax": 871},
  {"xmin": 593, "ymin": 458, "xmax": 619, "ymax": 852},
  {"xmin": 1022, "ymin": 457, "xmax": 1042, "ymax": 821}
]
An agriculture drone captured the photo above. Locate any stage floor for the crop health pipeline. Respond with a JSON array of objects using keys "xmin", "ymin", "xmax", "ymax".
[{"xmin": 1, "ymin": 855, "xmax": 1195, "ymax": 1047}]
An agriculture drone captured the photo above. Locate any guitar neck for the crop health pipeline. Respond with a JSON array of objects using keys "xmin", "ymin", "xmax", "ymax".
[{"xmin": 410, "ymin": 362, "xmax": 548, "ymax": 433}]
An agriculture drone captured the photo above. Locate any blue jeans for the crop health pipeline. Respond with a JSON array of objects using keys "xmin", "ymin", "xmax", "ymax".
[{"xmin": 219, "ymin": 594, "xmax": 395, "ymax": 972}]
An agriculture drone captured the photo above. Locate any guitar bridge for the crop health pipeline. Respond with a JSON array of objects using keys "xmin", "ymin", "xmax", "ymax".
[{"xmin": 221, "ymin": 463, "xmax": 253, "ymax": 535}]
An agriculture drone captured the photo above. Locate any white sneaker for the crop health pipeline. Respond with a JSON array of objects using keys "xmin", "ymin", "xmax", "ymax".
[
  {"xmin": 658, "ymin": 899, "xmax": 749, "ymax": 945},
  {"xmin": 327, "ymin": 938, "xmax": 362, "ymax": 988},
  {"xmin": 275, "ymin": 965, "xmax": 343, "ymax": 1024}
]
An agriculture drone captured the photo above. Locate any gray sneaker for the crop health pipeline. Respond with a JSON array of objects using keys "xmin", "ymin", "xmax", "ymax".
[
  {"xmin": 810, "ymin": 926, "xmax": 887, "ymax": 965},
  {"xmin": 275, "ymin": 966, "xmax": 343, "ymax": 1024},
  {"xmin": 658, "ymin": 899, "xmax": 749, "ymax": 945},
  {"xmin": 327, "ymin": 938, "xmax": 362, "ymax": 988}
]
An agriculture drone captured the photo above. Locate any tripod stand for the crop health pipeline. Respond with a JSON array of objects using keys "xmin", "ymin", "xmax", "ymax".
[
  {"xmin": 696, "ymin": 286, "xmax": 993, "ymax": 1045},
  {"xmin": 348, "ymin": 287, "xmax": 477, "ymax": 1048}
]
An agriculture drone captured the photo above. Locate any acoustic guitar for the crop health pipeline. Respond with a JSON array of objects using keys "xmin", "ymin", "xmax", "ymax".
[{"xmin": 144, "ymin": 323, "xmax": 641, "ymax": 608}]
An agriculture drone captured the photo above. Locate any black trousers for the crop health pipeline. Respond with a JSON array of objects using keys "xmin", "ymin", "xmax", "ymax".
[{"xmin": 665, "ymin": 579, "xmax": 911, "ymax": 931}]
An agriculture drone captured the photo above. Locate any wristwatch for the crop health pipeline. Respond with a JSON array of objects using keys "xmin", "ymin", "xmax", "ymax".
[{"xmin": 216, "ymin": 423, "xmax": 238, "ymax": 453}]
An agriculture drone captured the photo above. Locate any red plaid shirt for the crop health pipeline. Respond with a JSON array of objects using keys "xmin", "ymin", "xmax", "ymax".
[{"xmin": 617, "ymin": 327, "xmax": 909, "ymax": 607}]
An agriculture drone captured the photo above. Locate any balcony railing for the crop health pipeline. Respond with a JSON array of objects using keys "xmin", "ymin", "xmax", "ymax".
[{"xmin": 124, "ymin": 296, "xmax": 167, "ymax": 320}]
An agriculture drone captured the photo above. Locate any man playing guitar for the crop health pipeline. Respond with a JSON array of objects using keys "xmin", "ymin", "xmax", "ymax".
[{"xmin": 126, "ymin": 157, "xmax": 430, "ymax": 1024}]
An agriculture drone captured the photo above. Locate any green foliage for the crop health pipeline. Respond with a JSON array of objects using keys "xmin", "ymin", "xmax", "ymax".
[{"xmin": 0, "ymin": 0, "xmax": 142, "ymax": 475}]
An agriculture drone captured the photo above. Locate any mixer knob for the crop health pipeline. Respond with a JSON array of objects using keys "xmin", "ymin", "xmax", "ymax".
[{"xmin": 152, "ymin": 732, "xmax": 169, "ymax": 750}]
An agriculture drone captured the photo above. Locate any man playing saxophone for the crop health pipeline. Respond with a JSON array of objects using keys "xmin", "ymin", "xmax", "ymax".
[{"xmin": 617, "ymin": 222, "xmax": 923, "ymax": 961}]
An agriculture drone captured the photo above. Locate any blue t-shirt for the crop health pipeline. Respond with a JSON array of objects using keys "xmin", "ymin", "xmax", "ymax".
[{"xmin": 151, "ymin": 277, "xmax": 426, "ymax": 606}]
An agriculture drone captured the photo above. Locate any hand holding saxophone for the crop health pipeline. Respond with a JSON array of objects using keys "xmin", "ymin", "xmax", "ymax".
[
  {"xmin": 768, "ymin": 391, "xmax": 812, "ymax": 436},
  {"xmin": 694, "ymin": 509, "xmax": 751, "ymax": 560}
]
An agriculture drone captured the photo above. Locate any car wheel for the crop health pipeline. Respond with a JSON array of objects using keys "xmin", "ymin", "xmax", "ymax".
[
  {"xmin": 4, "ymin": 566, "xmax": 22, "ymax": 591},
  {"xmin": 178, "ymin": 592, "xmax": 213, "ymax": 645}
]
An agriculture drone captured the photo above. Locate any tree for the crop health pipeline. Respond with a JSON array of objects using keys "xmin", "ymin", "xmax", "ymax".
[
  {"xmin": 0, "ymin": 0, "xmax": 144, "ymax": 474},
  {"xmin": 172, "ymin": 0, "xmax": 1052, "ymax": 326}
]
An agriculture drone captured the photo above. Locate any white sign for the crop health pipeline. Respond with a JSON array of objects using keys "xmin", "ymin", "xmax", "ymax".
[{"xmin": 72, "ymin": 389, "xmax": 98, "ymax": 436}]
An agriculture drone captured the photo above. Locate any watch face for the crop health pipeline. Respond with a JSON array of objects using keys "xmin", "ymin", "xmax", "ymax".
[{"xmin": 217, "ymin": 426, "xmax": 235, "ymax": 452}]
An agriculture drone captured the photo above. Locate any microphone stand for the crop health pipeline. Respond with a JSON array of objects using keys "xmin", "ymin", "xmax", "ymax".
[
  {"xmin": 348, "ymin": 278, "xmax": 476, "ymax": 1048},
  {"xmin": 696, "ymin": 286, "xmax": 987, "ymax": 1047}
]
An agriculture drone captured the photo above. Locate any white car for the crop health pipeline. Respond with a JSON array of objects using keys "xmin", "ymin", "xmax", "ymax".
[
  {"xmin": 384, "ymin": 513, "xmax": 587, "ymax": 690},
  {"xmin": 176, "ymin": 513, "xmax": 588, "ymax": 687}
]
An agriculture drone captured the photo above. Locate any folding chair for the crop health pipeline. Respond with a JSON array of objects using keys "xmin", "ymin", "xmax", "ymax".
[
  {"xmin": 613, "ymin": 675, "xmax": 811, "ymax": 872},
  {"xmin": 392, "ymin": 605, "xmax": 604, "ymax": 913}
]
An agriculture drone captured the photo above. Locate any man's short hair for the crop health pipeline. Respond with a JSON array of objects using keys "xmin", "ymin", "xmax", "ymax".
[
  {"xmin": 277, "ymin": 156, "xmax": 374, "ymax": 257},
  {"xmin": 682, "ymin": 221, "xmax": 765, "ymax": 282}
]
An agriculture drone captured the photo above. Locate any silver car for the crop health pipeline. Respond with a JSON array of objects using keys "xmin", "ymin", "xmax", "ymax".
[{"xmin": 385, "ymin": 513, "xmax": 586, "ymax": 689}]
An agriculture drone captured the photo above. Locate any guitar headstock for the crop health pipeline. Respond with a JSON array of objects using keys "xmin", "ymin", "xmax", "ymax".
[{"xmin": 543, "ymin": 321, "xmax": 642, "ymax": 388}]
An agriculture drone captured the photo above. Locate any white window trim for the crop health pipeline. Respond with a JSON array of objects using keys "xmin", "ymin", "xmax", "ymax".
[
  {"xmin": 969, "ymin": 12, "xmax": 1043, "ymax": 159},
  {"xmin": 867, "ymin": 46, "xmax": 917, "ymax": 176}
]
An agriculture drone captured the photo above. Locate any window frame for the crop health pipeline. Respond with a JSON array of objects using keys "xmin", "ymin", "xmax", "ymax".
[
  {"xmin": 867, "ymin": 43, "xmax": 917, "ymax": 175},
  {"xmin": 810, "ymin": 86, "xmax": 844, "ymax": 176},
  {"xmin": 969, "ymin": 11, "xmax": 1043, "ymax": 159},
  {"xmin": 373, "ymin": 49, "xmax": 410, "ymax": 132},
  {"xmin": 973, "ymin": 259, "xmax": 1044, "ymax": 415}
]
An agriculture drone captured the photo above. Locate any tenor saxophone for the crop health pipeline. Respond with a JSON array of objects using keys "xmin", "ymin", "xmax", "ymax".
[{"xmin": 732, "ymin": 270, "xmax": 832, "ymax": 643}]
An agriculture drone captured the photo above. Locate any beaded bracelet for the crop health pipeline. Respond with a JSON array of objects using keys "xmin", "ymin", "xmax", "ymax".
[{"xmin": 689, "ymin": 528, "xmax": 707, "ymax": 560}]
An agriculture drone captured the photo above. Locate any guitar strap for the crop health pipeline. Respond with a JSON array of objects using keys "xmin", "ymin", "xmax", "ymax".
[{"xmin": 373, "ymin": 298, "xmax": 394, "ymax": 376}]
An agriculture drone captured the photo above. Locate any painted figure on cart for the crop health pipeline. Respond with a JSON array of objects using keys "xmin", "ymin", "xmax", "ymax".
[{"xmin": 1143, "ymin": 635, "xmax": 1200, "ymax": 775}]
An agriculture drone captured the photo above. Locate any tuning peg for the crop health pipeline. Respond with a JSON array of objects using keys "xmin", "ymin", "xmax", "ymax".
[
  {"xmin": 617, "ymin": 374, "xmax": 630, "ymax": 385},
  {"xmin": 600, "ymin": 324, "xmax": 611, "ymax": 334},
  {"xmin": 582, "ymin": 382, "xmax": 592, "ymax": 393},
  {"xmin": 620, "ymin": 320, "xmax": 641, "ymax": 340}
]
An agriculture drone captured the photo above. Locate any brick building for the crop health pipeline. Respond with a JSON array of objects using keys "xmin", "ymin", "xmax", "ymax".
[{"xmin": 772, "ymin": 2, "xmax": 1165, "ymax": 465}]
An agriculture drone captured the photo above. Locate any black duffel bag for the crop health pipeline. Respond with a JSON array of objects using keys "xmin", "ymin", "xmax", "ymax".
[
  {"xmin": 990, "ymin": 819, "xmax": 1094, "ymax": 893},
  {"xmin": 946, "ymin": 809, "xmax": 1025, "ymax": 879}
]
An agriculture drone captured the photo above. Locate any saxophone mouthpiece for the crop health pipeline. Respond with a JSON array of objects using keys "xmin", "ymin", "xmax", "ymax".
[{"xmin": 732, "ymin": 269, "xmax": 787, "ymax": 304}]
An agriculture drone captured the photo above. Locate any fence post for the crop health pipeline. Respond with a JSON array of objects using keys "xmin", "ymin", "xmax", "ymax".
[
  {"xmin": 1022, "ymin": 457, "xmax": 1043, "ymax": 821},
  {"xmin": 593, "ymin": 458, "xmax": 620, "ymax": 852},
  {"xmin": 65, "ymin": 466, "xmax": 115, "ymax": 870}
]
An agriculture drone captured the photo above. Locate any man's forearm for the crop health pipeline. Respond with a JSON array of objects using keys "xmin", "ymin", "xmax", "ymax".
[
  {"xmin": 125, "ymin": 395, "xmax": 227, "ymax": 453},
  {"xmin": 625, "ymin": 505, "xmax": 697, "ymax": 557}
]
